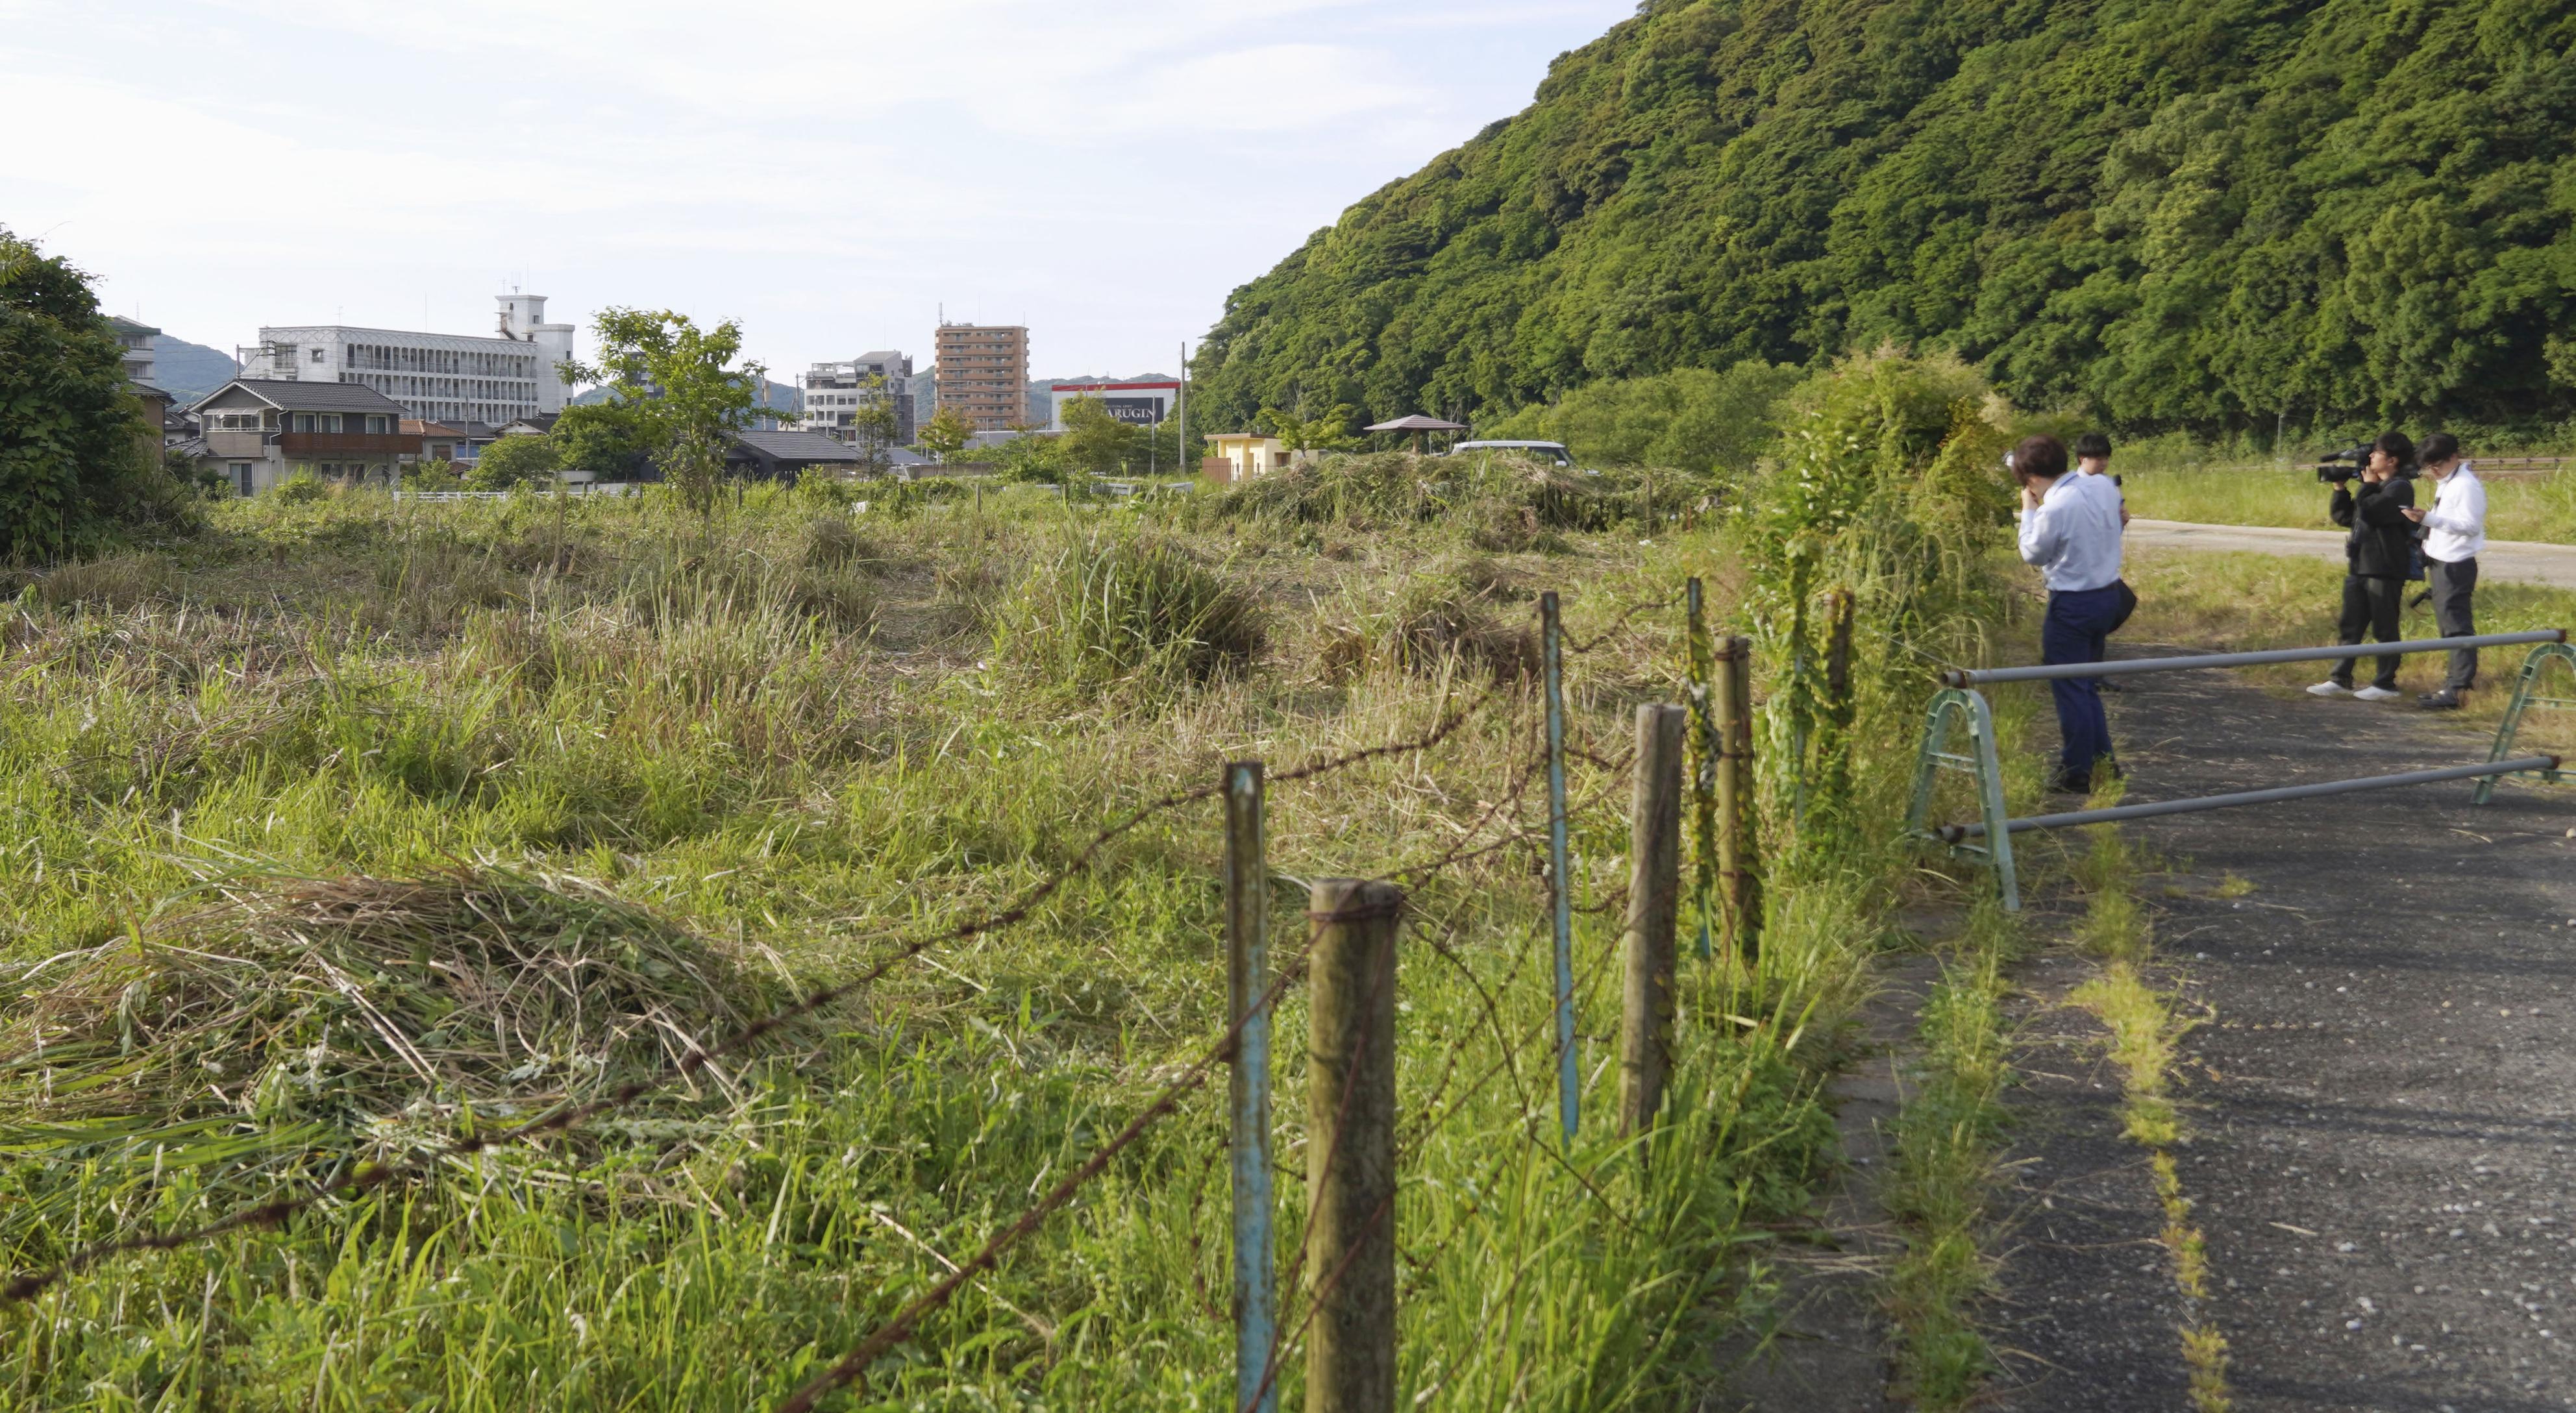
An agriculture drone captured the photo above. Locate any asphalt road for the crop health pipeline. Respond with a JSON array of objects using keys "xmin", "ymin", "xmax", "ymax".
[
  {"xmin": 2128, "ymin": 519, "xmax": 2576, "ymax": 590},
  {"xmin": 1994, "ymin": 654, "xmax": 2576, "ymax": 1410}
]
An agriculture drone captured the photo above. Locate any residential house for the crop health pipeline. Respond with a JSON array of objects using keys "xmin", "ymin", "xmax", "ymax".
[
  {"xmin": 723, "ymin": 429, "xmax": 864, "ymax": 482},
  {"xmin": 186, "ymin": 378, "xmax": 421, "ymax": 495}
]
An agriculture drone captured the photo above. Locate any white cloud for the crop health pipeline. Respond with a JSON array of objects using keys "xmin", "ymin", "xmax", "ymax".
[{"xmin": 0, "ymin": 0, "xmax": 1633, "ymax": 373}]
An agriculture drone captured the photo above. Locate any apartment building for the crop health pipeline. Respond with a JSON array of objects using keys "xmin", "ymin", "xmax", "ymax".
[
  {"xmin": 933, "ymin": 323, "xmax": 1028, "ymax": 431},
  {"xmin": 800, "ymin": 350, "xmax": 915, "ymax": 445},
  {"xmin": 239, "ymin": 293, "xmax": 576, "ymax": 429},
  {"xmin": 106, "ymin": 316, "xmax": 159, "ymax": 387}
]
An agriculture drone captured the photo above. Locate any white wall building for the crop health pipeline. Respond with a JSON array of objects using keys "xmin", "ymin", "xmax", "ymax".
[
  {"xmin": 800, "ymin": 351, "xmax": 915, "ymax": 444},
  {"xmin": 240, "ymin": 293, "xmax": 576, "ymax": 430}
]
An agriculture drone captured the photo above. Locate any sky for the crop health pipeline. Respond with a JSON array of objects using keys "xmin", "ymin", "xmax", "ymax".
[{"xmin": 2, "ymin": 0, "xmax": 1635, "ymax": 382}]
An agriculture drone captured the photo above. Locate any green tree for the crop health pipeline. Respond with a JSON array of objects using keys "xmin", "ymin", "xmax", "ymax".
[
  {"xmin": 1256, "ymin": 402, "xmax": 1359, "ymax": 454},
  {"xmin": 554, "ymin": 401, "xmax": 656, "ymax": 480},
  {"xmin": 845, "ymin": 372, "xmax": 901, "ymax": 478},
  {"xmin": 1058, "ymin": 396, "xmax": 1139, "ymax": 478},
  {"xmin": 0, "ymin": 227, "xmax": 186, "ymax": 558},
  {"xmin": 561, "ymin": 310, "xmax": 766, "ymax": 511},
  {"xmin": 467, "ymin": 433, "xmax": 560, "ymax": 490},
  {"xmin": 1480, "ymin": 362, "xmax": 1802, "ymax": 472},
  {"xmin": 917, "ymin": 404, "xmax": 976, "ymax": 464},
  {"xmin": 988, "ymin": 430, "xmax": 1072, "ymax": 485}
]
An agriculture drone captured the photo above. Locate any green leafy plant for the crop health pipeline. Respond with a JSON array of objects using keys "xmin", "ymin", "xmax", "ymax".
[
  {"xmin": 0, "ymin": 227, "xmax": 190, "ymax": 558},
  {"xmin": 561, "ymin": 310, "xmax": 768, "ymax": 513}
]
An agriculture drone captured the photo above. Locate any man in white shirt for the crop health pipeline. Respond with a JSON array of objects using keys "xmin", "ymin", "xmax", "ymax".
[
  {"xmin": 2014, "ymin": 434, "xmax": 2129, "ymax": 792},
  {"xmin": 2402, "ymin": 431, "xmax": 2484, "ymax": 709}
]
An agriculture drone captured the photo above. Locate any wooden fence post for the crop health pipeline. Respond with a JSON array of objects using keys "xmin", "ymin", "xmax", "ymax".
[
  {"xmin": 1685, "ymin": 578, "xmax": 1718, "ymax": 961},
  {"xmin": 1306, "ymin": 879, "xmax": 1402, "ymax": 1413},
  {"xmin": 1716, "ymin": 637, "xmax": 1763, "ymax": 965},
  {"xmin": 1621, "ymin": 706, "xmax": 1686, "ymax": 1138}
]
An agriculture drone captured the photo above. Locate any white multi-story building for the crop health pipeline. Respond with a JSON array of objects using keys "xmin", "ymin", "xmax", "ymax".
[
  {"xmin": 800, "ymin": 350, "xmax": 915, "ymax": 445},
  {"xmin": 240, "ymin": 293, "xmax": 576, "ymax": 430}
]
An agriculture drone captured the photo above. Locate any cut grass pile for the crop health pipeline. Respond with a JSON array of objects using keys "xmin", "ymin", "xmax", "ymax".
[{"xmin": 6, "ymin": 866, "xmax": 774, "ymax": 1139}]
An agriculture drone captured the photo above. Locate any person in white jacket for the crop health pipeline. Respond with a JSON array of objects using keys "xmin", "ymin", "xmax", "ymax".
[
  {"xmin": 2013, "ymin": 434, "xmax": 2127, "ymax": 791},
  {"xmin": 2401, "ymin": 432, "xmax": 2484, "ymax": 709}
]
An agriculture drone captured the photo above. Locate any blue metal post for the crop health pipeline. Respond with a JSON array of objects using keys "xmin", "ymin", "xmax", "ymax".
[
  {"xmin": 1541, "ymin": 591, "xmax": 1579, "ymax": 1141},
  {"xmin": 1222, "ymin": 763, "xmax": 1276, "ymax": 1413}
]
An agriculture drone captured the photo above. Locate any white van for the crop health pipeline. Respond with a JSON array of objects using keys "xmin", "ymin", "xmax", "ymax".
[{"xmin": 1446, "ymin": 439, "xmax": 1575, "ymax": 469}]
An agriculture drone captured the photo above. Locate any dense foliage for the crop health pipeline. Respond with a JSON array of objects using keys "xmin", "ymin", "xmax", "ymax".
[
  {"xmin": 0, "ymin": 228, "xmax": 188, "ymax": 559},
  {"xmin": 1189, "ymin": 0, "xmax": 2576, "ymax": 442}
]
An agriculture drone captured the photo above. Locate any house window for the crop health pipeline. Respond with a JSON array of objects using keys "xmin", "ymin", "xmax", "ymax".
[
  {"xmin": 366, "ymin": 415, "xmax": 388, "ymax": 434},
  {"xmin": 230, "ymin": 463, "xmax": 253, "ymax": 496},
  {"xmin": 321, "ymin": 414, "xmax": 343, "ymax": 433},
  {"xmin": 294, "ymin": 413, "xmax": 316, "ymax": 432},
  {"xmin": 310, "ymin": 347, "xmax": 325, "ymax": 363}
]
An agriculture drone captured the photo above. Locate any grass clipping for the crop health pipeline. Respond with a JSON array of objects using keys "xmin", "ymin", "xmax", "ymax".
[{"xmin": 5, "ymin": 868, "xmax": 780, "ymax": 1154}]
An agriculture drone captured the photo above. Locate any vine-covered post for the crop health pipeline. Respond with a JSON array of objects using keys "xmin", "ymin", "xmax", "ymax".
[
  {"xmin": 1716, "ymin": 635, "xmax": 1763, "ymax": 966},
  {"xmin": 1223, "ymin": 763, "xmax": 1276, "ymax": 1413},
  {"xmin": 1540, "ymin": 590, "xmax": 1579, "ymax": 1141},
  {"xmin": 1685, "ymin": 578, "xmax": 1719, "ymax": 961}
]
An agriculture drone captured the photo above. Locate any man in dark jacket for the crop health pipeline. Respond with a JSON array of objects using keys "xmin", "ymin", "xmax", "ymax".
[{"xmin": 2308, "ymin": 431, "xmax": 2416, "ymax": 701}]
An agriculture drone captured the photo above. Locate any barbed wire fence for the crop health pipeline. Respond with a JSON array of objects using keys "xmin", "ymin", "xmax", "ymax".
[{"xmin": 6, "ymin": 578, "xmax": 1763, "ymax": 1413}]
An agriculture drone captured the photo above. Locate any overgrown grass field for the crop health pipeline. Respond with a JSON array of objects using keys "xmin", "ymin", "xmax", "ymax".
[{"xmin": 3, "ymin": 358, "xmax": 2028, "ymax": 1409}]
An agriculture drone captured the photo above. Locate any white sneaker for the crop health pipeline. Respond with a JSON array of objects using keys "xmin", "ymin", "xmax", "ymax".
[
  {"xmin": 2307, "ymin": 680, "xmax": 2351, "ymax": 696},
  {"xmin": 2353, "ymin": 685, "xmax": 2403, "ymax": 702}
]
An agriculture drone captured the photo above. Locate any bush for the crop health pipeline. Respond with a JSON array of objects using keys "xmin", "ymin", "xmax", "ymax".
[
  {"xmin": 273, "ymin": 470, "xmax": 327, "ymax": 504},
  {"xmin": 994, "ymin": 527, "xmax": 1263, "ymax": 689},
  {"xmin": 467, "ymin": 433, "xmax": 560, "ymax": 490},
  {"xmin": 402, "ymin": 461, "xmax": 465, "ymax": 493}
]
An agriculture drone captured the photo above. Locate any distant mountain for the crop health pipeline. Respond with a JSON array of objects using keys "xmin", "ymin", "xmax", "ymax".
[{"xmin": 149, "ymin": 335, "xmax": 238, "ymax": 402}]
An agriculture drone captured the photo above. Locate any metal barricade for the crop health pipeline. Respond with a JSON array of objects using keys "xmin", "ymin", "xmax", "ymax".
[{"xmin": 1909, "ymin": 630, "xmax": 2573, "ymax": 909}]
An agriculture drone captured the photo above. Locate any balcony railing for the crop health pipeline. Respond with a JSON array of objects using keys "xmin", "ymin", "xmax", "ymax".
[{"xmin": 273, "ymin": 432, "xmax": 425, "ymax": 456}]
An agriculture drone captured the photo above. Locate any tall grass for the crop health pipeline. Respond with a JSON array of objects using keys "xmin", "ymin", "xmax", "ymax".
[{"xmin": 0, "ymin": 480, "xmax": 1909, "ymax": 1409}]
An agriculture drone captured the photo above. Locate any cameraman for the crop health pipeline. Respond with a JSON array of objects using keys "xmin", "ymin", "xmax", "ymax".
[
  {"xmin": 2014, "ymin": 434, "xmax": 2126, "ymax": 793},
  {"xmin": 2307, "ymin": 431, "xmax": 2416, "ymax": 702},
  {"xmin": 2402, "ymin": 432, "xmax": 2483, "ymax": 709}
]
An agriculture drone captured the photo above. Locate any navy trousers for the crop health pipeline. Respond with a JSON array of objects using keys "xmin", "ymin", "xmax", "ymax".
[{"xmin": 2042, "ymin": 584, "xmax": 2123, "ymax": 781}]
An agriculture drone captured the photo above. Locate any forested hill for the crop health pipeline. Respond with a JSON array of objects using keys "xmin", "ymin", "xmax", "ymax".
[{"xmin": 1189, "ymin": 0, "xmax": 2576, "ymax": 439}]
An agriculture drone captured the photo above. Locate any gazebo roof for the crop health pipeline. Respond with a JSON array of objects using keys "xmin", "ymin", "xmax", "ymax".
[{"xmin": 1363, "ymin": 414, "xmax": 1468, "ymax": 432}]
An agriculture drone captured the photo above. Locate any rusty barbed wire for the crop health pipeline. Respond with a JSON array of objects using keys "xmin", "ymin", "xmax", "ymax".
[
  {"xmin": 1558, "ymin": 590, "xmax": 1687, "ymax": 656},
  {"xmin": 4, "ymin": 684, "xmax": 1509, "ymax": 1309},
  {"xmin": 776, "ymin": 909, "xmax": 1353, "ymax": 1413}
]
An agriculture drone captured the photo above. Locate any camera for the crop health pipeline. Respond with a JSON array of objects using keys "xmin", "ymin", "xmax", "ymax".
[{"xmin": 2314, "ymin": 445, "xmax": 2372, "ymax": 484}]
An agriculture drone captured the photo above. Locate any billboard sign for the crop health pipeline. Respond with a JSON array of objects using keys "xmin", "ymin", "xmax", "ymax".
[{"xmin": 1102, "ymin": 397, "xmax": 1165, "ymax": 425}]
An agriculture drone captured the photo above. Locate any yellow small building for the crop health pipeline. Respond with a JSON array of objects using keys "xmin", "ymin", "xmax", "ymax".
[{"xmin": 1203, "ymin": 433, "xmax": 1317, "ymax": 483}]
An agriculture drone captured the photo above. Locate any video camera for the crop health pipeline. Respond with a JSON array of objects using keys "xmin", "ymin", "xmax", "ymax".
[{"xmin": 2314, "ymin": 445, "xmax": 2373, "ymax": 484}]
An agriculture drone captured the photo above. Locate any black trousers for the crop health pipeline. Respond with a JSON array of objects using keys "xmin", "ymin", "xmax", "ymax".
[
  {"xmin": 2429, "ymin": 556, "xmax": 2478, "ymax": 690},
  {"xmin": 2333, "ymin": 575, "xmax": 2404, "ymax": 689}
]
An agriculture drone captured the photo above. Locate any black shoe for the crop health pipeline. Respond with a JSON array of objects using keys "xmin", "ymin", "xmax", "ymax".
[
  {"xmin": 2048, "ymin": 772, "xmax": 2093, "ymax": 794},
  {"xmin": 2418, "ymin": 688, "xmax": 2463, "ymax": 709}
]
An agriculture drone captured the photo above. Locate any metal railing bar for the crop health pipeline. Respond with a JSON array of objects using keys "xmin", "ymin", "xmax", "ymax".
[
  {"xmin": 1939, "ymin": 755, "xmax": 2560, "ymax": 841},
  {"xmin": 1941, "ymin": 630, "xmax": 2566, "ymax": 687}
]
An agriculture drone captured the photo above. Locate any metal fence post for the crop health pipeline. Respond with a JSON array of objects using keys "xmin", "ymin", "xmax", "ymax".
[
  {"xmin": 1715, "ymin": 636, "xmax": 1763, "ymax": 965},
  {"xmin": 1306, "ymin": 879, "xmax": 1401, "ymax": 1413},
  {"xmin": 1224, "ymin": 763, "xmax": 1276, "ymax": 1413},
  {"xmin": 1540, "ymin": 591, "xmax": 1578, "ymax": 1141},
  {"xmin": 1620, "ymin": 706, "xmax": 1686, "ymax": 1140},
  {"xmin": 1685, "ymin": 578, "xmax": 1718, "ymax": 961}
]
